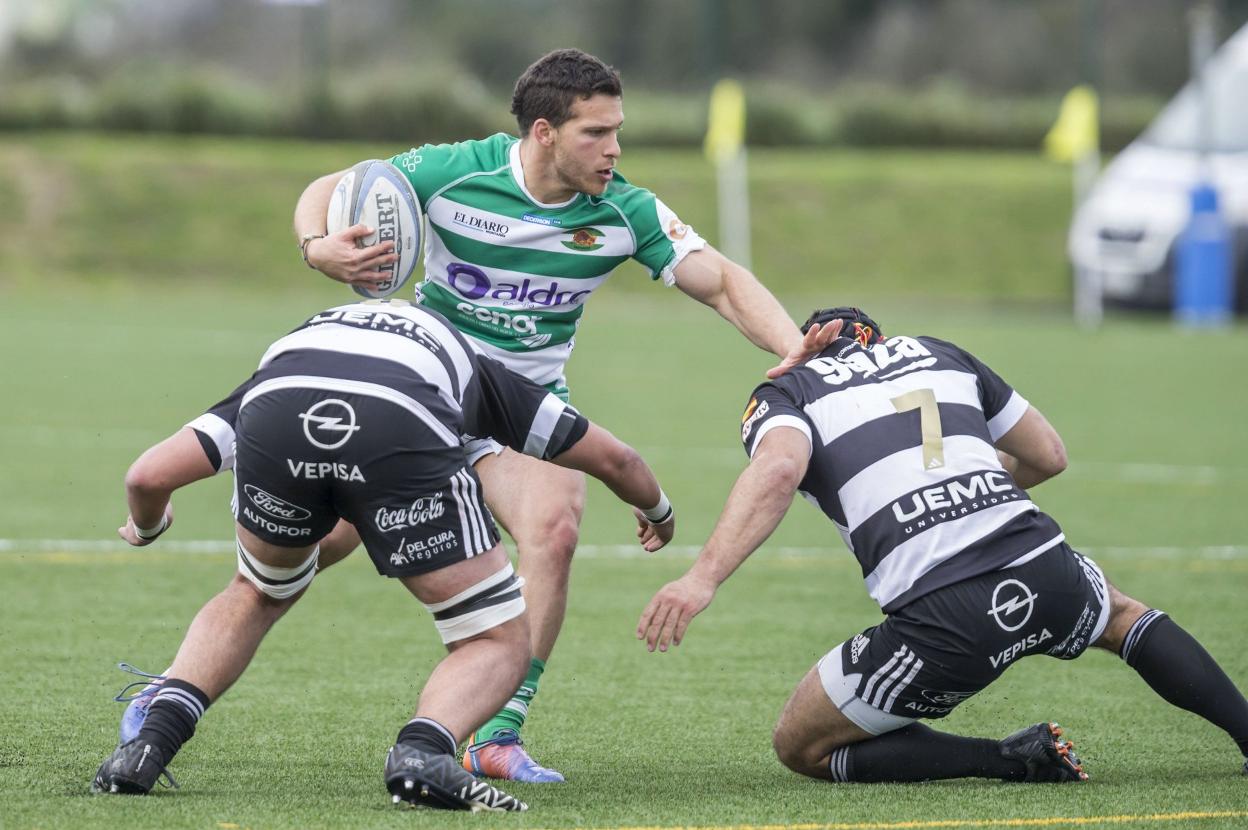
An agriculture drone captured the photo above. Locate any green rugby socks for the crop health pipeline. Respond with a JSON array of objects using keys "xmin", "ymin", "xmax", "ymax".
[{"xmin": 478, "ymin": 657, "xmax": 545, "ymax": 740}]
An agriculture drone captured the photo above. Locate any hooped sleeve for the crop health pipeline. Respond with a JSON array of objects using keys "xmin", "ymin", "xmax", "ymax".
[
  {"xmin": 184, "ymin": 375, "xmax": 255, "ymax": 473},
  {"xmin": 740, "ymin": 382, "xmax": 814, "ymax": 459},
  {"xmin": 463, "ymin": 357, "xmax": 589, "ymax": 460}
]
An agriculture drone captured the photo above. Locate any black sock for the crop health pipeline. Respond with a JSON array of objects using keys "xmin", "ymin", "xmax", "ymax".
[
  {"xmin": 831, "ymin": 723, "xmax": 1026, "ymax": 782},
  {"xmin": 134, "ymin": 678, "xmax": 210, "ymax": 759},
  {"xmin": 1121, "ymin": 611, "xmax": 1248, "ymax": 757},
  {"xmin": 397, "ymin": 717, "xmax": 457, "ymax": 757}
]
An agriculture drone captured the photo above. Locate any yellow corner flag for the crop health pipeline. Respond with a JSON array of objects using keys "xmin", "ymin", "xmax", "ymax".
[
  {"xmin": 1045, "ymin": 85, "xmax": 1099, "ymax": 162},
  {"xmin": 704, "ymin": 79, "xmax": 746, "ymax": 164}
]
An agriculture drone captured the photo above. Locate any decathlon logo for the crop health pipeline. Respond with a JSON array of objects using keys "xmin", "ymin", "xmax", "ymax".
[
  {"xmin": 298, "ymin": 399, "xmax": 361, "ymax": 450},
  {"xmin": 987, "ymin": 578, "xmax": 1038, "ymax": 632}
]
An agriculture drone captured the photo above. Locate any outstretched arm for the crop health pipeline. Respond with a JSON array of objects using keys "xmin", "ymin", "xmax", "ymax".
[
  {"xmin": 637, "ymin": 426, "xmax": 810, "ymax": 651},
  {"xmin": 549, "ymin": 422, "xmax": 674, "ymax": 551},
  {"xmin": 118, "ymin": 427, "xmax": 217, "ymax": 546},
  {"xmin": 463, "ymin": 356, "xmax": 674, "ymax": 550},
  {"xmin": 293, "ymin": 169, "xmax": 397, "ymax": 290},
  {"xmin": 671, "ymin": 247, "xmax": 842, "ymax": 378},
  {"xmin": 673, "ymin": 246, "xmax": 798, "ymax": 356}
]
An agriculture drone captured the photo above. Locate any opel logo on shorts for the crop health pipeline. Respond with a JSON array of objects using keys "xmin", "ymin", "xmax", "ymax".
[
  {"xmin": 298, "ymin": 398, "xmax": 361, "ymax": 450},
  {"xmin": 987, "ymin": 578, "xmax": 1039, "ymax": 632}
]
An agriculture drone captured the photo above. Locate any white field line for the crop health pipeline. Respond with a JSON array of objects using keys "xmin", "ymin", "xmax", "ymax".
[
  {"xmin": 0, "ymin": 427, "xmax": 1240, "ymax": 485},
  {"xmin": 524, "ymin": 810, "xmax": 1248, "ymax": 830},
  {"xmin": 2, "ymin": 539, "xmax": 1247, "ymax": 561}
]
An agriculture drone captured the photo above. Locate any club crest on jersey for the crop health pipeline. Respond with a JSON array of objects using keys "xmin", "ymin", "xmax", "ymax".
[
  {"xmin": 666, "ymin": 219, "xmax": 688, "ymax": 241},
  {"xmin": 562, "ymin": 227, "xmax": 605, "ymax": 251}
]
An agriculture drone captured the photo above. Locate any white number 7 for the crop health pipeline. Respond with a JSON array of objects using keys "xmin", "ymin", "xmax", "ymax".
[{"xmin": 891, "ymin": 388, "xmax": 945, "ymax": 470}]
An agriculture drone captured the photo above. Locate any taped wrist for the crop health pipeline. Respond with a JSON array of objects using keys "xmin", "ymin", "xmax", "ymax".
[
  {"xmin": 642, "ymin": 490, "xmax": 673, "ymax": 524},
  {"xmin": 134, "ymin": 512, "xmax": 170, "ymax": 541}
]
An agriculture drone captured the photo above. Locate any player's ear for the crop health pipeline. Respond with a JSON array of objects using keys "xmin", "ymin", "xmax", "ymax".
[{"xmin": 531, "ymin": 118, "xmax": 557, "ymax": 147}]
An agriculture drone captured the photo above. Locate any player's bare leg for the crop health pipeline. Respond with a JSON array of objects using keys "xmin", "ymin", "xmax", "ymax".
[
  {"xmin": 115, "ymin": 519, "xmax": 359, "ymax": 743},
  {"xmin": 164, "ymin": 573, "xmax": 301, "ymax": 700},
  {"xmin": 316, "ymin": 519, "xmax": 361, "ymax": 570},
  {"xmin": 94, "ymin": 527, "xmax": 316, "ymax": 794},
  {"xmin": 397, "ymin": 546, "xmax": 532, "ymax": 739},
  {"xmin": 772, "ymin": 665, "xmax": 1083, "ymax": 783},
  {"xmin": 1093, "ymin": 580, "xmax": 1248, "ymax": 772},
  {"xmin": 384, "ymin": 543, "xmax": 531, "ymax": 811},
  {"xmin": 772, "ymin": 666, "xmax": 872, "ymax": 778},
  {"xmin": 463, "ymin": 448, "xmax": 584, "ymax": 783}
]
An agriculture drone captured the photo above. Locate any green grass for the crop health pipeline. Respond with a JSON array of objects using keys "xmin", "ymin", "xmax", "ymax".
[
  {"xmin": 0, "ymin": 132, "xmax": 1074, "ymax": 302},
  {"xmin": 1, "ymin": 280, "xmax": 1247, "ymax": 829}
]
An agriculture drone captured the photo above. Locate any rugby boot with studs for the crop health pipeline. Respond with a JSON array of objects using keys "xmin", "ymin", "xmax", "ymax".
[
  {"xmin": 91, "ymin": 739, "xmax": 178, "ymax": 795},
  {"xmin": 999, "ymin": 721, "xmax": 1088, "ymax": 782},
  {"xmin": 385, "ymin": 741, "xmax": 527, "ymax": 812},
  {"xmin": 462, "ymin": 728, "xmax": 565, "ymax": 783}
]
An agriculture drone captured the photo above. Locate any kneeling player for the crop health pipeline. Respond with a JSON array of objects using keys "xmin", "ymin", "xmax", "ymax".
[
  {"xmin": 639, "ymin": 307, "xmax": 1248, "ymax": 783},
  {"xmin": 93, "ymin": 300, "xmax": 675, "ymax": 810}
]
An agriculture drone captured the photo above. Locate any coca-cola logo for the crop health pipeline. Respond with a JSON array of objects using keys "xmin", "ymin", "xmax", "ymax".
[
  {"xmin": 375, "ymin": 494, "xmax": 445, "ymax": 533},
  {"xmin": 244, "ymin": 484, "xmax": 312, "ymax": 522}
]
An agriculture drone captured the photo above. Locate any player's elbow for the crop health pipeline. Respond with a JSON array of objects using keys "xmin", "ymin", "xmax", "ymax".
[
  {"xmin": 757, "ymin": 453, "xmax": 805, "ymax": 493},
  {"xmin": 603, "ymin": 441, "xmax": 647, "ymax": 489},
  {"xmin": 124, "ymin": 456, "xmax": 168, "ymax": 499},
  {"xmin": 1037, "ymin": 434, "xmax": 1068, "ymax": 478}
]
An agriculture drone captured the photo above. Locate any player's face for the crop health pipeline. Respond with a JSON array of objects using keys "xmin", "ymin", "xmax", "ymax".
[{"xmin": 552, "ymin": 94, "xmax": 623, "ymax": 196}]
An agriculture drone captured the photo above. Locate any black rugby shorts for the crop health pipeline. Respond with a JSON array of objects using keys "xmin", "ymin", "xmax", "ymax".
[
  {"xmin": 233, "ymin": 386, "xmax": 499, "ymax": 577},
  {"xmin": 819, "ymin": 543, "xmax": 1108, "ymax": 732}
]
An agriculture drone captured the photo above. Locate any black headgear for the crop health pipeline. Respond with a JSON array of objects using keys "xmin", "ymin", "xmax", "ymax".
[{"xmin": 800, "ymin": 307, "xmax": 885, "ymax": 347}]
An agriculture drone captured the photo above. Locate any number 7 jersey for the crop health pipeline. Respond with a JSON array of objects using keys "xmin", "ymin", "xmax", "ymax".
[{"xmin": 740, "ymin": 335, "xmax": 1065, "ymax": 613}]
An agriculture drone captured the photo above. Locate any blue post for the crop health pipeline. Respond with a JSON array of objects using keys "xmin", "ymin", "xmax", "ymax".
[{"xmin": 1174, "ymin": 182, "xmax": 1233, "ymax": 326}]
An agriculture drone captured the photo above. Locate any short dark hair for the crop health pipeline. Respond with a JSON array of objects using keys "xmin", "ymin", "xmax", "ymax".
[
  {"xmin": 511, "ymin": 48, "xmax": 622, "ymax": 136},
  {"xmin": 802, "ymin": 307, "xmax": 886, "ymax": 346}
]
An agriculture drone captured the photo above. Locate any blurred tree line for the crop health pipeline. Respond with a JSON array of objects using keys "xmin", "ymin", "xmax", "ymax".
[{"xmin": 2, "ymin": 0, "xmax": 1246, "ymax": 148}]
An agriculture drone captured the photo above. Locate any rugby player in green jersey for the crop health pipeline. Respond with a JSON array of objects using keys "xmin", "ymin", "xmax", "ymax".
[{"xmin": 292, "ymin": 48, "xmax": 832, "ymax": 783}]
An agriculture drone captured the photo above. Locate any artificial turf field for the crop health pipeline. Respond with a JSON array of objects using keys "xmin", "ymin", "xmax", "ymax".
[{"xmin": 0, "ymin": 278, "xmax": 1245, "ymax": 830}]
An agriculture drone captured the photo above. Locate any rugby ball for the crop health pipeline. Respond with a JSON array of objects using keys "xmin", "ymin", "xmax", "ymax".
[{"xmin": 326, "ymin": 159, "xmax": 423, "ymax": 299}]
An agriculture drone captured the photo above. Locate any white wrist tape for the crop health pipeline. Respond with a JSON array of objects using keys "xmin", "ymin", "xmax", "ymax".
[
  {"xmin": 641, "ymin": 490, "xmax": 673, "ymax": 524},
  {"xmin": 134, "ymin": 513, "xmax": 169, "ymax": 541}
]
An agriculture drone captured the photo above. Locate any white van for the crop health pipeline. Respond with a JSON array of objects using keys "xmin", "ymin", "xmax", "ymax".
[{"xmin": 1068, "ymin": 23, "xmax": 1248, "ymax": 311}]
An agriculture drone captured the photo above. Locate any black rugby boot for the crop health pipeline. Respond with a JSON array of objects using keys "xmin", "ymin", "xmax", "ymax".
[
  {"xmin": 999, "ymin": 722, "xmax": 1088, "ymax": 782},
  {"xmin": 384, "ymin": 742, "xmax": 527, "ymax": 812},
  {"xmin": 91, "ymin": 739, "xmax": 178, "ymax": 795}
]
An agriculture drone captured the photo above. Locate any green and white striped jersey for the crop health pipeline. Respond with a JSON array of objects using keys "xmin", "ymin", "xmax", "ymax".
[{"xmin": 390, "ymin": 133, "xmax": 705, "ymax": 387}]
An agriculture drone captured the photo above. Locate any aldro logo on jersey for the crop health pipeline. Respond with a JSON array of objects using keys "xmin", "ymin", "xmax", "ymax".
[{"xmin": 561, "ymin": 227, "xmax": 605, "ymax": 251}]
